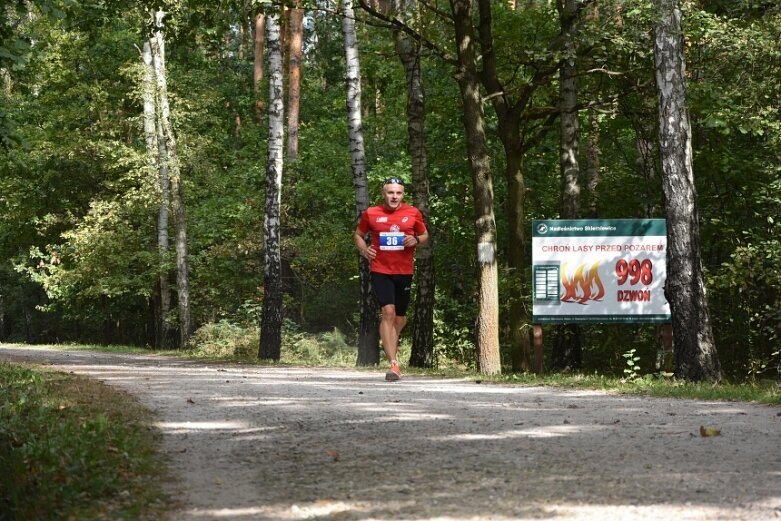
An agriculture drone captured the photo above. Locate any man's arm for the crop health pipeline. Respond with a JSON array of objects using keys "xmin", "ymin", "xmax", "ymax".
[{"xmin": 354, "ymin": 226, "xmax": 376, "ymax": 260}]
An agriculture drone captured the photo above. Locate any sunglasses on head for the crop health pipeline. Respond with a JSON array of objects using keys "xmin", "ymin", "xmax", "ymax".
[{"xmin": 383, "ymin": 177, "xmax": 405, "ymax": 186}]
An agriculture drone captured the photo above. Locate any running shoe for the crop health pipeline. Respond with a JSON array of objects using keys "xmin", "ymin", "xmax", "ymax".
[{"xmin": 385, "ymin": 361, "xmax": 401, "ymax": 381}]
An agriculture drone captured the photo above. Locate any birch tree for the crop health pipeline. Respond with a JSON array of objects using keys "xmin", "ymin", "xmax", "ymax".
[
  {"xmin": 141, "ymin": 39, "xmax": 175, "ymax": 349},
  {"xmin": 343, "ymin": 0, "xmax": 381, "ymax": 366},
  {"xmin": 150, "ymin": 11, "xmax": 193, "ymax": 348},
  {"xmin": 653, "ymin": 0, "xmax": 721, "ymax": 382},
  {"xmin": 253, "ymin": 12, "xmax": 266, "ymax": 122},
  {"xmin": 259, "ymin": 9, "xmax": 285, "ymax": 360}
]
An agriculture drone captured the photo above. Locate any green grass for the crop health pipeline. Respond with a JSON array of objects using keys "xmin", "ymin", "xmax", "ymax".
[
  {"xmin": 0, "ymin": 362, "xmax": 170, "ymax": 521},
  {"xmin": 490, "ymin": 371, "xmax": 781, "ymax": 405}
]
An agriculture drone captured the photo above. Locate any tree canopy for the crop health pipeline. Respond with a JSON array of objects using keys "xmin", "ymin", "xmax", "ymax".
[{"xmin": 1, "ymin": 0, "xmax": 779, "ymax": 382}]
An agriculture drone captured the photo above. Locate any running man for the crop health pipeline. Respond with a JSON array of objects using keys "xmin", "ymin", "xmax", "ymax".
[{"xmin": 354, "ymin": 177, "xmax": 429, "ymax": 381}]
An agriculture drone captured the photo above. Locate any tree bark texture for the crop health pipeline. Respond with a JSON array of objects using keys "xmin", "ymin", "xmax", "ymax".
[
  {"xmin": 585, "ymin": 109, "xmax": 601, "ymax": 217},
  {"xmin": 653, "ymin": 0, "xmax": 721, "ymax": 382},
  {"xmin": 259, "ymin": 10, "xmax": 285, "ymax": 361},
  {"xmin": 557, "ymin": 0, "xmax": 580, "ymax": 220},
  {"xmin": 343, "ymin": 0, "xmax": 381, "ymax": 366},
  {"xmin": 392, "ymin": 0, "xmax": 436, "ymax": 368},
  {"xmin": 151, "ymin": 13, "xmax": 193, "ymax": 348},
  {"xmin": 450, "ymin": 0, "xmax": 501, "ymax": 375},
  {"xmin": 141, "ymin": 40, "xmax": 175, "ymax": 350},
  {"xmin": 477, "ymin": 0, "xmax": 531, "ymax": 372},
  {"xmin": 287, "ymin": 7, "xmax": 303, "ymax": 161},
  {"xmin": 552, "ymin": 0, "xmax": 583, "ymax": 371},
  {"xmin": 253, "ymin": 13, "xmax": 266, "ymax": 122},
  {"xmin": 634, "ymin": 122, "xmax": 659, "ymax": 218}
]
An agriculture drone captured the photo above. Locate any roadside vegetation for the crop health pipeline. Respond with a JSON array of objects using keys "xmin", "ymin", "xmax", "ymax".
[{"xmin": 0, "ymin": 362, "xmax": 170, "ymax": 521}]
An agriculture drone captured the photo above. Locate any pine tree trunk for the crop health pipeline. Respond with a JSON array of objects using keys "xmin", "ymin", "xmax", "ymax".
[
  {"xmin": 287, "ymin": 6, "xmax": 303, "ymax": 161},
  {"xmin": 477, "ymin": 0, "xmax": 531, "ymax": 372},
  {"xmin": 151, "ymin": 13, "xmax": 193, "ymax": 348},
  {"xmin": 552, "ymin": 0, "xmax": 583, "ymax": 371},
  {"xmin": 392, "ymin": 0, "xmax": 435, "ymax": 368},
  {"xmin": 585, "ymin": 109, "xmax": 601, "ymax": 217},
  {"xmin": 451, "ymin": 0, "xmax": 501, "ymax": 375},
  {"xmin": 141, "ymin": 40, "xmax": 175, "ymax": 350},
  {"xmin": 259, "ymin": 9, "xmax": 285, "ymax": 361},
  {"xmin": 634, "ymin": 123, "xmax": 658, "ymax": 218},
  {"xmin": 343, "ymin": 0, "xmax": 381, "ymax": 366},
  {"xmin": 653, "ymin": 0, "xmax": 720, "ymax": 382}
]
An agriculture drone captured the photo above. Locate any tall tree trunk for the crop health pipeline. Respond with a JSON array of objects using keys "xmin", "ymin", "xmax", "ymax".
[
  {"xmin": 253, "ymin": 13, "xmax": 266, "ymax": 122},
  {"xmin": 552, "ymin": 0, "xmax": 583, "ymax": 371},
  {"xmin": 477, "ymin": 0, "xmax": 531, "ymax": 372},
  {"xmin": 634, "ymin": 121, "xmax": 658, "ymax": 218},
  {"xmin": 141, "ymin": 40, "xmax": 175, "ymax": 349},
  {"xmin": 585, "ymin": 109, "xmax": 601, "ymax": 217},
  {"xmin": 343, "ymin": 0, "xmax": 381, "ymax": 366},
  {"xmin": 392, "ymin": 0, "xmax": 435, "ymax": 368},
  {"xmin": 151, "ymin": 12, "xmax": 193, "ymax": 348},
  {"xmin": 653, "ymin": 0, "xmax": 720, "ymax": 382},
  {"xmin": 287, "ymin": 6, "xmax": 303, "ymax": 161},
  {"xmin": 259, "ymin": 9, "xmax": 285, "ymax": 361},
  {"xmin": 450, "ymin": 0, "xmax": 500, "ymax": 375}
]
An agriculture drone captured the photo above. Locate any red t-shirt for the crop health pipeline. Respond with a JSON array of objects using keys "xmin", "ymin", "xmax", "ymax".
[{"xmin": 357, "ymin": 204, "xmax": 427, "ymax": 275}]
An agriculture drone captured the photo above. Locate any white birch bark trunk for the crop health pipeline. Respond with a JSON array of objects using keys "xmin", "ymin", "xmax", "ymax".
[
  {"xmin": 253, "ymin": 13, "xmax": 266, "ymax": 122},
  {"xmin": 259, "ymin": 9, "xmax": 285, "ymax": 360},
  {"xmin": 151, "ymin": 12, "xmax": 193, "ymax": 348},
  {"xmin": 141, "ymin": 40, "xmax": 175, "ymax": 349},
  {"xmin": 654, "ymin": 0, "xmax": 720, "ymax": 382},
  {"xmin": 343, "ymin": 0, "xmax": 380, "ymax": 366}
]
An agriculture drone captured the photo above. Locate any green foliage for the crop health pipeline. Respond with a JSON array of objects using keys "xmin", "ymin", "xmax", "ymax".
[
  {"xmin": 280, "ymin": 320, "xmax": 357, "ymax": 366},
  {"xmin": 1, "ymin": 0, "xmax": 780, "ymax": 384},
  {"xmin": 496, "ymin": 370, "xmax": 781, "ymax": 405},
  {"xmin": 188, "ymin": 319, "xmax": 259, "ymax": 360},
  {"xmin": 0, "ymin": 362, "xmax": 167, "ymax": 521},
  {"xmin": 621, "ymin": 348, "xmax": 641, "ymax": 382}
]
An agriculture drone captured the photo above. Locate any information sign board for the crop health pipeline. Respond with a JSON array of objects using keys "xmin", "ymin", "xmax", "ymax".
[{"xmin": 532, "ymin": 219, "xmax": 671, "ymax": 323}]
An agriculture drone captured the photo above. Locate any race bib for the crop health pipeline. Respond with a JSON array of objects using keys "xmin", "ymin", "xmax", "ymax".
[{"xmin": 379, "ymin": 232, "xmax": 405, "ymax": 251}]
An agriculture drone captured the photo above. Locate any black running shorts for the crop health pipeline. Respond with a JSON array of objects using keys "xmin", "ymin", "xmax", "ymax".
[{"xmin": 370, "ymin": 273, "xmax": 413, "ymax": 316}]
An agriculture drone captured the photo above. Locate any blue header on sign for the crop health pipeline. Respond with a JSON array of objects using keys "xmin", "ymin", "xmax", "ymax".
[{"xmin": 532, "ymin": 219, "xmax": 666, "ymax": 237}]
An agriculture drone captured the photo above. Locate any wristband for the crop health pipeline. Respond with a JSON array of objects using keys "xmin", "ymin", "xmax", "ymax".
[{"xmin": 414, "ymin": 235, "xmax": 420, "ymax": 244}]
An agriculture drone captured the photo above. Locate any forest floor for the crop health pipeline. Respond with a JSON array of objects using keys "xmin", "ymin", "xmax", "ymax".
[{"xmin": 1, "ymin": 345, "xmax": 780, "ymax": 521}]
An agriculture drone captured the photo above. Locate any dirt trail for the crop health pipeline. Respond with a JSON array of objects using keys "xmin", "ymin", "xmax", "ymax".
[{"xmin": 2, "ymin": 345, "xmax": 780, "ymax": 520}]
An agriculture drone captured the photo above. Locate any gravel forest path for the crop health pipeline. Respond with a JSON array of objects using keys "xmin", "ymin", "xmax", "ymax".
[{"xmin": 2, "ymin": 345, "xmax": 780, "ymax": 521}]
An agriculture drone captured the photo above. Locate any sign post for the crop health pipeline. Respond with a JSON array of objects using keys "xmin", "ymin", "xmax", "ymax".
[{"xmin": 531, "ymin": 219, "xmax": 671, "ymax": 373}]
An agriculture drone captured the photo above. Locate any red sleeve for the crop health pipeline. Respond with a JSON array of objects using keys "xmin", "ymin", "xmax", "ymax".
[
  {"xmin": 414, "ymin": 209, "xmax": 427, "ymax": 234},
  {"xmin": 357, "ymin": 209, "xmax": 371, "ymax": 234}
]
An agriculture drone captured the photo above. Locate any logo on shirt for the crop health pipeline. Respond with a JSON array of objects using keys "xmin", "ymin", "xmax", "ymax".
[
  {"xmin": 376, "ymin": 216, "xmax": 388, "ymax": 223},
  {"xmin": 402, "ymin": 217, "xmax": 409, "ymax": 223},
  {"xmin": 390, "ymin": 224, "xmax": 400, "ymax": 232}
]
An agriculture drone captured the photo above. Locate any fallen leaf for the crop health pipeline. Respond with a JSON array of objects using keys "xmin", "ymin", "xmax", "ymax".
[
  {"xmin": 186, "ymin": 398, "xmax": 196, "ymax": 404},
  {"xmin": 699, "ymin": 425, "xmax": 721, "ymax": 437},
  {"xmin": 326, "ymin": 450, "xmax": 340, "ymax": 462}
]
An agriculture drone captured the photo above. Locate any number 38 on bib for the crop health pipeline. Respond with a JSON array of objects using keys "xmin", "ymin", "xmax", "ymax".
[{"xmin": 379, "ymin": 232, "xmax": 405, "ymax": 251}]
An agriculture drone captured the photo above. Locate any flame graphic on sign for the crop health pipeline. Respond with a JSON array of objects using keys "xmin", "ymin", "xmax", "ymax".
[{"xmin": 561, "ymin": 262, "xmax": 605, "ymax": 305}]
